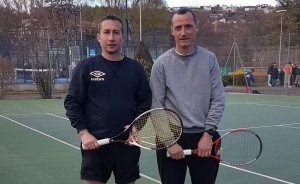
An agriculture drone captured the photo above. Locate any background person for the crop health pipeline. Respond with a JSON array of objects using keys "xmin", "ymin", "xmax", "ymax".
[
  {"xmin": 294, "ymin": 66, "xmax": 300, "ymax": 87},
  {"xmin": 271, "ymin": 64, "xmax": 279, "ymax": 87},
  {"xmin": 267, "ymin": 63, "xmax": 274, "ymax": 86},
  {"xmin": 291, "ymin": 63, "xmax": 297, "ymax": 86},
  {"xmin": 246, "ymin": 68, "xmax": 254, "ymax": 92},
  {"xmin": 279, "ymin": 68, "xmax": 285, "ymax": 87},
  {"xmin": 283, "ymin": 62, "xmax": 292, "ymax": 87}
]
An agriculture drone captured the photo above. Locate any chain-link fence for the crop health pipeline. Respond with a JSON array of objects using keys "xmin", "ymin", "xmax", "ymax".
[
  {"xmin": 1, "ymin": 31, "xmax": 299, "ymax": 84},
  {"xmin": 199, "ymin": 33, "xmax": 300, "ymax": 72}
]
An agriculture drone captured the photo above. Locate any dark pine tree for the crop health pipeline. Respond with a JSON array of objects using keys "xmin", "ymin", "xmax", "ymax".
[{"xmin": 134, "ymin": 41, "xmax": 153, "ymax": 81}]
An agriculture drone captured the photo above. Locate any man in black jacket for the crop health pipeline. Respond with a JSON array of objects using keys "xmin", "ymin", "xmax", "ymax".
[
  {"xmin": 294, "ymin": 66, "xmax": 300, "ymax": 87},
  {"xmin": 64, "ymin": 15, "xmax": 151, "ymax": 184},
  {"xmin": 291, "ymin": 64, "xmax": 297, "ymax": 86},
  {"xmin": 267, "ymin": 63, "xmax": 274, "ymax": 86},
  {"xmin": 279, "ymin": 68, "xmax": 285, "ymax": 87}
]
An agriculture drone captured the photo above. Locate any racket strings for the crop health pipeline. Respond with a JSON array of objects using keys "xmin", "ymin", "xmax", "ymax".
[
  {"xmin": 133, "ymin": 110, "xmax": 182, "ymax": 149},
  {"xmin": 219, "ymin": 131, "xmax": 262, "ymax": 166}
]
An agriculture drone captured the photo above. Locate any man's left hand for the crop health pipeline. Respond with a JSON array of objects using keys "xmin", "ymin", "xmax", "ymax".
[{"xmin": 197, "ymin": 132, "xmax": 213, "ymax": 157}]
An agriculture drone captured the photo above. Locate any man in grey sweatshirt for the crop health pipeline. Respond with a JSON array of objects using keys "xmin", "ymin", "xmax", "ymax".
[{"xmin": 150, "ymin": 8, "xmax": 225, "ymax": 184}]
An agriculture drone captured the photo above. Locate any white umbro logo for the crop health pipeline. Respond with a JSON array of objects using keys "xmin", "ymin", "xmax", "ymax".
[{"xmin": 90, "ymin": 71, "xmax": 105, "ymax": 81}]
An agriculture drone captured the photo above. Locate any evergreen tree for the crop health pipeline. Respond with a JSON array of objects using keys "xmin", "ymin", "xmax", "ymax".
[{"xmin": 134, "ymin": 41, "xmax": 153, "ymax": 81}]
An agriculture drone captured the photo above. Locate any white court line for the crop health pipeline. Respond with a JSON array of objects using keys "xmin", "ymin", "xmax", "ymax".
[
  {"xmin": 49, "ymin": 114, "xmax": 300, "ymax": 184},
  {"xmin": 0, "ymin": 114, "xmax": 297, "ymax": 184},
  {"xmin": 0, "ymin": 112, "xmax": 65, "ymax": 116},
  {"xmin": 281, "ymin": 125, "xmax": 300, "ymax": 130},
  {"xmin": 243, "ymin": 103, "xmax": 300, "ymax": 109},
  {"xmin": 227, "ymin": 102, "xmax": 300, "ymax": 109},
  {"xmin": 47, "ymin": 113, "xmax": 69, "ymax": 120},
  {"xmin": 0, "ymin": 115, "xmax": 79, "ymax": 150},
  {"xmin": 221, "ymin": 164, "xmax": 295, "ymax": 184},
  {"xmin": 14, "ymin": 113, "xmax": 300, "ymax": 131},
  {"xmin": 140, "ymin": 174, "xmax": 161, "ymax": 183},
  {"xmin": 258, "ymin": 101, "xmax": 300, "ymax": 105},
  {"xmin": 226, "ymin": 102, "xmax": 248, "ymax": 105},
  {"xmin": 218, "ymin": 123, "xmax": 300, "ymax": 132},
  {"xmin": 243, "ymin": 101, "xmax": 299, "ymax": 105},
  {"xmin": 0, "ymin": 114, "xmax": 161, "ymax": 184},
  {"xmin": 141, "ymin": 141, "xmax": 155, "ymax": 146}
]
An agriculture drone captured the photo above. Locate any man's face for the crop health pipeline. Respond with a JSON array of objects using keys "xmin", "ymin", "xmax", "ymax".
[
  {"xmin": 171, "ymin": 12, "xmax": 198, "ymax": 51},
  {"xmin": 97, "ymin": 20, "xmax": 124, "ymax": 55}
]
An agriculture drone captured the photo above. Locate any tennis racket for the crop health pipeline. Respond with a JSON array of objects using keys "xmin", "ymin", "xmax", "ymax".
[
  {"xmin": 167, "ymin": 129, "xmax": 263, "ymax": 166},
  {"xmin": 82, "ymin": 108, "xmax": 183, "ymax": 150}
]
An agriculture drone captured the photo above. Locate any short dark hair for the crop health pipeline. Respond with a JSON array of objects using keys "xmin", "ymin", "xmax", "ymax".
[
  {"xmin": 170, "ymin": 8, "xmax": 197, "ymax": 25},
  {"xmin": 98, "ymin": 15, "xmax": 124, "ymax": 35},
  {"xmin": 250, "ymin": 68, "xmax": 254, "ymax": 72}
]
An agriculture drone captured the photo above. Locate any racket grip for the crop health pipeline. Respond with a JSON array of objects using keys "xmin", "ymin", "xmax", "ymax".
[
  {"xmin": 82, "ymin": 138, "xmax": 111, "ymax": 150},
  {"xmin": 166, "ymin": 149, "xmax": 194, "ymax": 157}
]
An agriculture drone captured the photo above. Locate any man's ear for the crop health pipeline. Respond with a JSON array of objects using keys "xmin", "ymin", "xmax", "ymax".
[
  {"xmin": 96, "ymin": 33, "xmax": 101, "ymax": 43},
  {"xmin": 195, "ymin": 24, "xmax": 199, "ymax": 33},
  {"xmin": 170, "ymin": 26, "xmax": 174, "ymax": 36}
]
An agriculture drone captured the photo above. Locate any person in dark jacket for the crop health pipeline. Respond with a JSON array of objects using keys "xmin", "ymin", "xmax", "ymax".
[
  {"xmin": 267, "ymin": 63, "xmax": 274, "ymax": 86},
  {"xmin": 291, "ymin": 64, "xmax": 297, "ymax": 85},
  {"xmin": 64, "ymin": 15, "xmax": 151, "ymax": 184},
  {"xmin": 294, "ymin": 66, "xmax": 300, "ymax": 87},
  {"xmin": 246, "ymin": 68, "xmax": 255, "ymax": 92},
  {"xmin": 279, "ymin": 68, "xmax": 285, "ymax": 87},
  {"xmin": 271, "ymin": 64, "xmax": 279, "ymax": 87}
]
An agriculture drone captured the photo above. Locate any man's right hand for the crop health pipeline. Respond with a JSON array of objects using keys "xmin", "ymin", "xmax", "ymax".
[
  {"xmin": 167, "ymin": 143, "xmax": 185, "ymax": 160},
  {"xmin": 79, "ymin": 129, "xmax": 99, "ymax": 150}
]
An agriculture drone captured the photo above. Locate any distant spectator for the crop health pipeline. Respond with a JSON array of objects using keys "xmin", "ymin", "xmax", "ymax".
[
  {"xmin": 291, "ymin": 64, "xmax": 297, "ymax": 85},
  {"xmin": 267, "ymin": 63, "xmax": 274, "ymax": 86},
  {"xmin": 279, "ymin": 68, "xmax": 285, "ymax": 87},
  {"xmin": 294, "ymin": 66, "xmax": 300, "ymax": 87},
  {"xmin": 283, "ymin": 62, "xmax": 292, "ymax": 87},
  {"xmin": 246, "ymin": 68, "xmax": 254, "ymax": 92},
  {"xmin": 271, "ymin": 64, "xmax": 279, "ymax": 87}
]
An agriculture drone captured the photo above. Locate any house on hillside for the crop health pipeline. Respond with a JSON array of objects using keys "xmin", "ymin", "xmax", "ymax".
[
  {"xmin": 208, "ymin": 14, "xmax": 222, "ymax": 20},
  {"xmin": 245, "ymin": 6, "xmax": 257, "ymax": 11},
  {"xmin": 221, "ymin": 5, "xmax": 237, "ymax": 12},
  {"xmin": 203, "ymin": 6, "xmax": 212, "ymax": 11}
]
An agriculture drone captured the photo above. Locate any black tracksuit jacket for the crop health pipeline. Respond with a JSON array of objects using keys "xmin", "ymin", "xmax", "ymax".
[{"xmin": 64, "ymin": 55, "xmax": 152, "ymax": 139}]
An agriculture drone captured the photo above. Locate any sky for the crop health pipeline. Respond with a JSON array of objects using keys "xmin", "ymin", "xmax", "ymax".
[{"xmin": 165, "ymin": 0, "xmax": 278, "ymax": 7}]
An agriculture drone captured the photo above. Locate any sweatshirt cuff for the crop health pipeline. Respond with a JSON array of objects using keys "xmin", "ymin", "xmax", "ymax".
[
  {"xmin": 75, "ymin": 123, "xmax": 87, "ymax": 134},
  {"xmin": 204, "ymin": 124, "xmax": 217, "ymax": 132}
]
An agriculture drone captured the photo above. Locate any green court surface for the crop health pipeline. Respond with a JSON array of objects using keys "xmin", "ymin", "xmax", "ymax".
[{"xmin": 0, "ymin": 94, "xmax": 299, "ymax": 184}]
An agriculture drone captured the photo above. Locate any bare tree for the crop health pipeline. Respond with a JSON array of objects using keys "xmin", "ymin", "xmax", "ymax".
[
  {"xmin": 97, "ymin": 0, "xmax": 126, "ymax": 17},
  {"xmin": 130, "ymin": 0, "xmax": 169, "ymax": 34},
  {"xmin": 0, "ymin": 56, "xmax": 17, "ymax": 99}
]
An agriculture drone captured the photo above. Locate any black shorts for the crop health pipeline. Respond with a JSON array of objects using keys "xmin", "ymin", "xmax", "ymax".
[
  {"xmin": 80, "ymin": 142, "xmax": 140, "ymax": 184},
  {"xmin": 157, "ymin": 132, "xmax": 221, "ymax": 184}
]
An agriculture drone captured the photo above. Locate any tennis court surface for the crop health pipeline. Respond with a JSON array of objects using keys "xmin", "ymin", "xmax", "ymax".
[{"xmin": 0, "ymin": 93, "xmax": 299, "ymax": 184}]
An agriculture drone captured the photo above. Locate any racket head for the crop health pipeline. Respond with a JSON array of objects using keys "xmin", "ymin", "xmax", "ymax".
[
  {"xmin": 213, "ymin": 129, "xmax": 263, "ymax": 166},
  {"xmin": 130, "ymin": 108, "xmax": 183, "ymax": 150}
]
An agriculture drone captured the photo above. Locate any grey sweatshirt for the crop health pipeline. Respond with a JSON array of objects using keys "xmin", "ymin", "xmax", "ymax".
[{"xmin": 150, "ymin": 46, "xmax": 225, "ymax": 133}]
